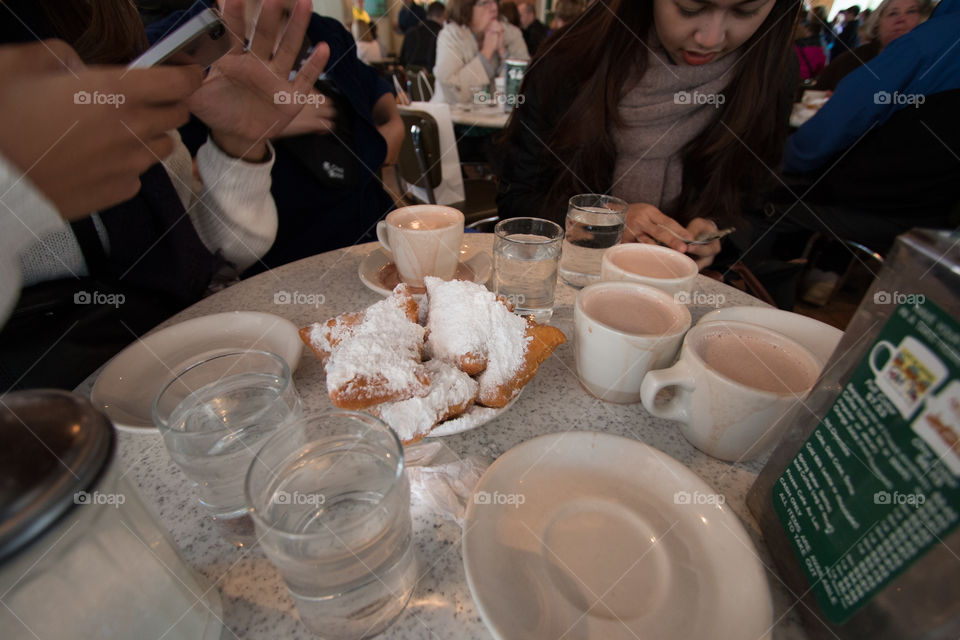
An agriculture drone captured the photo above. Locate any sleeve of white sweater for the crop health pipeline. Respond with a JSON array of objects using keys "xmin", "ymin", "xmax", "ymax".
[
  {"xmin": 0, "ymin": 153, "xmax": 68, "ymax": 327},
  {"xmin": 162, "ymin": 131, "xmax": 278, "ymax": 275}
]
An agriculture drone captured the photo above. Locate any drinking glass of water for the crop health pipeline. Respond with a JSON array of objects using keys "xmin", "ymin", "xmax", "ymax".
[
  {"xmin": 245, "ymin": 411, "xmax": 417, "ymax": 639},
  {"xmin": 152, "ymin": 349, "xmax": 301, "ymax": 547},
  {"xmin": 493, "ymin": 217, "xmax": 564, "ymax": 322},
  {"xmin": 558, "ymin": 194, "xmax": 629, "ymax": 288}
]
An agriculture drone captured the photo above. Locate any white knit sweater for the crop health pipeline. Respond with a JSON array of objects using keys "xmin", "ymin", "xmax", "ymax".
[
  {"xmin": 1, "ymin": 132, "xmax": 277, "ymax": 324},
  {"xmin": 432, "ymin": 19, "xmax": 528, "ymax": 105}
]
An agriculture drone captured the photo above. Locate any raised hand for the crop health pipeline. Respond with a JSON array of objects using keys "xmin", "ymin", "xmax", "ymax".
[{"xmin": 187, "ymin": 0, "xmax": 330, "ymax": 160}]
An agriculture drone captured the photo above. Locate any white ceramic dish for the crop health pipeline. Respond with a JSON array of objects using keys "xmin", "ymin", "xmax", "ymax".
[
  {"xmin": 91, "ymin": 312, "xmax": 302, "ymax": 432},
  {"xmin": 697, "ymin": 306, "xmax": 843, "ymax": 365},
  {"xmin": 358, "ymin": 236, "xmax": 493, "ymax": 297},
  {"xmin": 463, "ymin": 432, "xmax": 773, "ymax": 640}
]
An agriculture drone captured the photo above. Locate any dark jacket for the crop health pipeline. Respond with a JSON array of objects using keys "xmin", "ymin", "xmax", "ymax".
[
  {"xmin": 400, "ymin": 18, "xmax": 443, "ymax": 69},
  {"xmin": 801, "ymin": 88, "xmax": 960, "ymax": 224},
  {"xmin": 398, "ymin": 3, "xmax": 427, "ymax": 33},
  {"xmin": 522, "ymin": 20, "xmax": 548, "ymax": 56},
  {"xmin": 817, "ymin": 40, "xmax": 882, "ymax": 91}
]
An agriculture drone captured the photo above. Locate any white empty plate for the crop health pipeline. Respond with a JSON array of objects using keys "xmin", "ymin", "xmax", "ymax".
[
  {"xmin": 463, "ymin": 432, "xmax": 773, "ymax": 640},
  {"xmin": 358, "ymin": 236, "xmax": 493, "ymax": 297},
  {"xmin": 91, "ymin": 311, "xmax": 302, "ymax": 432},
  {"xmin": 698, "ymin": 306, "xmax": 843, "ymax": 365}
]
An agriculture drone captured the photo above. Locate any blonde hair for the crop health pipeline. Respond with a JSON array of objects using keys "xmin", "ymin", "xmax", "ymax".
[{"xmin": 864, "ymin": 0, "xmax": 933, "ymax": 41}]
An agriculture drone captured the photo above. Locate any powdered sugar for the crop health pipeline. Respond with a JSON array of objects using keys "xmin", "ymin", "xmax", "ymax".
[
  {"xmin": 313, "ymin": 288, "xmax": 427, "ymax": 398},
  {"xmin": 423, "ymin": 276, "xmax": 530, "ymax": 399},
  {"xmin": 375, "ymin": 360, "xmax": 478, "ymax": 442}
]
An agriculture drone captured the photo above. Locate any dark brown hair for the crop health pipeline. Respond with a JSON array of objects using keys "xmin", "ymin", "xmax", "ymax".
[
  {"xmin": 504, "ymin": 0, "xmax": 801, "ymax": 226},
  {"xmin": 446, "ymin": 0, "xmax": 483, "ymax": 26},
  {"xmin": 40, "ymin": 0, "xmax": 146, "ymax": 64}
]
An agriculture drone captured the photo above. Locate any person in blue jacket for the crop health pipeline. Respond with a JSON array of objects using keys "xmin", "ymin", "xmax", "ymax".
[{"xmin": 784, "ymin": 0, "xmax": 960, "ymax": 175}]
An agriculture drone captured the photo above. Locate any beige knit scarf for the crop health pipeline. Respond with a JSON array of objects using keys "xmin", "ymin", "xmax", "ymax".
[{"xmin": 612, "ymin": 32, "xmax": 739, "ymax": 216}]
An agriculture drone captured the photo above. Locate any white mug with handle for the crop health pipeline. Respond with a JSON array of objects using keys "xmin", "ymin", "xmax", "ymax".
[
  {"xmin": 376, "ymin": 205, "xmax": 464, "ymax": 288},
  {"xmin": 640, "ymin": 321, "xmax": 822, "ymax": 462}
]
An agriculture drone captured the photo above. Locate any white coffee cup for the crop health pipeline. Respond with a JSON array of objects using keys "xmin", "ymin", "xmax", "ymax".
[
  {"xmin": 601, "ymin": 244, "xmax": 698, "ymax": 296},
  {"xmin": 640, "ymin": 321, "xmax": 822, "ymax": 461},
  {"xmin": 574, "ymin": 281, "xmax": 692, "ymax": 404},
  {"xmin": 376, "ymin": 205, "xmax": 464, "ymax": 287}
]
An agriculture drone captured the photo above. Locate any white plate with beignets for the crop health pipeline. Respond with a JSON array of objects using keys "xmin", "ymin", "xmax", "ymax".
[{"xmin": 300, "ymin": 279, "xmax": 565, "ymax": 444}]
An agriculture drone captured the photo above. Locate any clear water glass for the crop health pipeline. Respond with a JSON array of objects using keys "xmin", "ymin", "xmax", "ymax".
[
  {"xmin": 245, "ymin": 411, "xmax": 416, "ymax": 640},
  {"xmin": 494, "ymin": 217, "xmax": 564, "ymax": 322},
  {"xmin": 152, "ymin": 349, "xmax": 301, "ymax": 547},
  {"xmin": 558, "ymin": 194, "xmax": 629, "ymax": 288}
]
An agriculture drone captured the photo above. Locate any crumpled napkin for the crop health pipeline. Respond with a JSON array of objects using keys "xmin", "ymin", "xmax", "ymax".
[{"xmin": 405, "ymin": 441, "xmax": 490, "ymax": 528}]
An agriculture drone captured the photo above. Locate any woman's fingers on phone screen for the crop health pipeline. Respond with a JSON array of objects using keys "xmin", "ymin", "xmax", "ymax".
[{"xmin": 624, "ymin": 203, "xmax": 690, "ymax": 251}]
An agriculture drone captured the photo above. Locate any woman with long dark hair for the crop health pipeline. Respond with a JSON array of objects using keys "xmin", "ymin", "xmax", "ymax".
[{"xmin": 497, "ymin": 0, "xmax": 800, "ymax": 268}]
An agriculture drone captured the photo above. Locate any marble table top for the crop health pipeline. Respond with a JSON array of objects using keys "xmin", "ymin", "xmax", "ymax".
[{"xmin": 85, "ymin": 235, "xmax": 811, "ymax": 640}]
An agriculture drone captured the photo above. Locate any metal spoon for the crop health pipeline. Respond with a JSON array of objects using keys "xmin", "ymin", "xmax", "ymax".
[{"xmin": 656, "ymin": 223, "xmax": 736, "ymax": 245}]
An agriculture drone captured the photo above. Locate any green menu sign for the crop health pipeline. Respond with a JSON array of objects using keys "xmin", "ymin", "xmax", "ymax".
[{"xmin": 774, "ymin": 300, "xmax": 960, "ymax": 623}]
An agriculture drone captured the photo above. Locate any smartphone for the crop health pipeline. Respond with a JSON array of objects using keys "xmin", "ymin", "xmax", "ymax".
[{"xmin": 128, "ymin": 8, "xmax": 235, "ymax": 69}]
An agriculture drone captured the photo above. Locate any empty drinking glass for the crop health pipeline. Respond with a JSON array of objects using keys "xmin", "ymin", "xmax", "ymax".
[
  {"xmin": 152, "ymin": 349, "xmax": 301, "ymax": 547},
  {"xmin": 245, "ymin": 411, "xmax": 416, "ymax": 639},
  {"xmin": 558, "ymin": 194, "xmax": 629, "ymax": 288},
  {"xmin": 494, "ymin": 217, "xmax": 564, "ymax": 322}
]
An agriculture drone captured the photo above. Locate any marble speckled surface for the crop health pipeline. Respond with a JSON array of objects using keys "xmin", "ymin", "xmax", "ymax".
[{"xmin": 87, "ymin": 235, "xmax": 812, "ymax": 640}]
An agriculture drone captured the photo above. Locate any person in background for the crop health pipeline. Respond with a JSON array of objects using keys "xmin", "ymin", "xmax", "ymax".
[
  {"xmin": 398, "ymin": 0, "xmax": 427, "ymax": 34},
  {"xmin": 762, "ymin": 0, "xmax": 960, "ymax": 269},
  {"xmin": 551, "ymin": 0, "xmax": 585, "ymax": 29},
  {"xmin": 0, "ymin": 0, "xmax": 328, "ymax": 389},
  {"xmin": 795, "ymin": 15, "xmax": 827, "ymax": 80},
  {"xmin": 818, "ymin": 0, "xmax": 929, "ymax": 91},
  {"xmin": 432, "ymin": 0, "xmax": 529, "ymax": 105},
  {"xmin": 857, "ymin": 8, "xmax": 873, "ymax": 42},
  {"xmin": 517, "ymin": 1, "xmax": 547, "ymax": 55},
  {"xmin": 498, "ymin": 0, "xmax": 800, "ymax": 269},
  {"xmin": 831, "ymin": 5, "xmax": 862, "ymax": 59},
  {"xmin": 499, "ymin": 1, "xmax": 521, "ymax": 27},
  {"xmin": 400, "ymin": 1, "xmax": 446, "ymax": 70},
  {"xmin": 355, "ymin": 19, "xmax": 384, "ymax": 64}
]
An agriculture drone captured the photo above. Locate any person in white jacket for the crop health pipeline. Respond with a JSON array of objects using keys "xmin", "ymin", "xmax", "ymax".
[{"xmin": 432, "ymin": 0, "xmax": 529, "ymax": 105}]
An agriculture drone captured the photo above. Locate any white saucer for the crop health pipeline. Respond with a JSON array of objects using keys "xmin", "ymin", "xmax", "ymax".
[
  {"xmin": 358, "ymin": 236, "xmax": 493, "ymax": 297},
  {"xmin": 91, "ymin": 311, "xmax": 302, "ymax": 432},
  {"xmin": 697, "ymin": 306, "xmax": 843, "ymax": 364},
  {"xmin": 463, "ymin": 432, "xmax": 773, "ymax": 640}
]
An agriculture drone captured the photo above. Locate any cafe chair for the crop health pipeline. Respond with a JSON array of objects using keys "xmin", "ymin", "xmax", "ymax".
[{"xmin": 395, "ymin": 109, "xmax": 499, "ymax": 226}]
